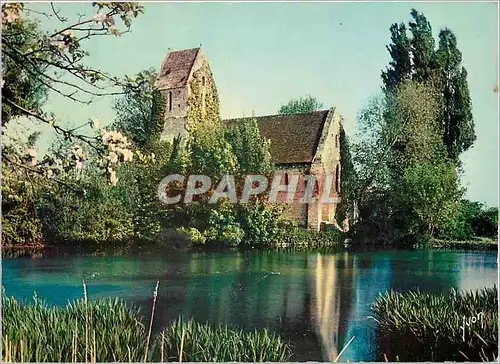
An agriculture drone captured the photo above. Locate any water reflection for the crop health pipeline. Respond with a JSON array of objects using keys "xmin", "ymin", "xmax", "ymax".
[{"xmin": 2, "ymin": 249, "xmax": 497, "ymax": 362}]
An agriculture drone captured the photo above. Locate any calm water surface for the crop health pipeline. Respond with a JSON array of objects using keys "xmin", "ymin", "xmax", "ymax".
[{"xmin": 2, "ymin": 249, "xmax": 497, "ymax": 361}]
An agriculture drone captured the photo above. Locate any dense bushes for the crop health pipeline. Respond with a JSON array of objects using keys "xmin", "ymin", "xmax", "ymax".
[
  {"xmin": 1, "ymin": 291, "xmax": 292, "ymax": 362},
  {"xmin": 439, "ymin": 199, "xmax": 498, "ymax": 240},
  {"xmin": 371, "ymin": 286, "xmax": 498, "ymax": 361},
  {"xmin": 37, "ymin": 174, "xmax": 134, "ymax": 245}
]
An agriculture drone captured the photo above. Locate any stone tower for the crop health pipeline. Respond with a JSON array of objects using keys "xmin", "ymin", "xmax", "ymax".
[{"xmin": 155, "ymin": 47, "xmax": 219, "ymax": 142}]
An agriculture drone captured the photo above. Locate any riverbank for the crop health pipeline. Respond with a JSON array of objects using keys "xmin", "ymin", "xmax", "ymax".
[
  {"xmin": 2, "ymin": 235, "xmax": 497, "ymax": 259},
  {"xmin": 430, "ymin": 237, "xmax": 497, "ymax": 250}
]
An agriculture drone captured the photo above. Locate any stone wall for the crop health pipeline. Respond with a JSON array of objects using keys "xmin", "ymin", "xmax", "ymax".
[
  {"xmin": 308, "ymin": 108, "xmax": 342, "ymax": 230},
  {"xmin": 274, "ymin": 164, "xmax": 311, "ymax": 227},
  {"xmin": 160, "ymin": 87, "xmax": 189, "ymax": 142},
  {"xmin": 187, "ymin": 50, "xmax": 220, "ymax": 129},
  {"xmin": 159, "ymin": 49, "xmax": 219, "ymax": 142}
]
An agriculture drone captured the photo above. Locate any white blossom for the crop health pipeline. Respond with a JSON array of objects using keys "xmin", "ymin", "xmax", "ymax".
[
  {"xmin": 93, "ymin": 13, "xmax": 107, "ymax": 23},
  {"xmin": 108, "ymin": 151, "xmax": 118, "ymax": 164}
]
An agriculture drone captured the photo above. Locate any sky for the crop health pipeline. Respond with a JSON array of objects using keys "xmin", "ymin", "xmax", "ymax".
[{"xmin": 19, "ymin": 1, "xmax": 499, "ymax": 207}]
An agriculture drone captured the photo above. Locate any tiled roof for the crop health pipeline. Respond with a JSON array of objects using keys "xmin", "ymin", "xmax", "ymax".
[
  {"xmin": 156, "ymin": 48, "xmax": 200, "ymax": 89},
  {"xmin": 224, "ymin": 110, "xmax": 329, "ymax": 165}
]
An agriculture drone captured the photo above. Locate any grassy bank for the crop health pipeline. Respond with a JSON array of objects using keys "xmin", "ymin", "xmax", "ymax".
[
  {"xmin": 1, "ymin": 291, "xmax": 292, "ymax": 362},
  {"xmin": 371, "ymin": 286, "xmax": 498, "ymax": 361},
  {"xmin": 431, "ymin": 237, "xmax": 497, "ymax": 250}
]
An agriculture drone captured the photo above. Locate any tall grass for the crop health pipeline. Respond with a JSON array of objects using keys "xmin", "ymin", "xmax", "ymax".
[
  {"xmin": 159, "ymin": 318, "xmax": 292, "ymax": 362},
  {"xmin": 2, "ymin": 293, "xmax": 149, "ymax": 362},
  {"xmin": 1, "ymin": 289, "xmax": 292, "ymax": 362},
  {"xmin": 371, "ymin": 285, "xmax": 498, "ymax": 361}
]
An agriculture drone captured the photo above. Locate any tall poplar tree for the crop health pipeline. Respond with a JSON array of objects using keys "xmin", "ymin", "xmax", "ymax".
[
  {"xmin": 381, "ymin": 9, "xmax": 476, "ymax": 163},
  {"xmin": 381, "ymin": 23, "xmax": 412, "ymax": 91}
]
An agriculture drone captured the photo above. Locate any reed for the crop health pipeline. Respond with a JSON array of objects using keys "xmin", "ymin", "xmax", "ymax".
[
  {"xmin": 1, "ymin": 291, "xmax": 148, "ymax": 362},
  {"xmin": 371, "ymin": 285, "xmax": 498, "ymax": 361},
  {"xmin": 1, "ymin": 288, "xmax": 292, "ymax": 362},
  {"xmin": 158, "ymin": 317, "xmax": 293, "ymax": 362}
]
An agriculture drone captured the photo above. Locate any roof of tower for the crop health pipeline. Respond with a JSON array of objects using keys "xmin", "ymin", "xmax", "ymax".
[
  {"xmin": 224, "ymin": 110, "xmax": 330, "ymax": 165},
  {"xmin": 156, "ymin": 48, "xmax": 200, "ymax": 89}
]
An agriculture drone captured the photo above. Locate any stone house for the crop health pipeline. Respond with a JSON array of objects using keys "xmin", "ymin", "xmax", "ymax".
[{"xmin": 155, "ymin": 48, "xmax": 344, "ymax": 231}]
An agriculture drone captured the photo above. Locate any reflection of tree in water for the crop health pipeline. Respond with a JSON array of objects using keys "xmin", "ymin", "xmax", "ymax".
[
  {"xmin": 308, "ymin": 253, "xmax": 355, "ymax": 361},
  {"xmin": 148, "ymin": 251, "xmax": 323, "ymax": 361},
  {"xmin": 387, "ymin": 250, "xmax": 458, "ymax": 293}
]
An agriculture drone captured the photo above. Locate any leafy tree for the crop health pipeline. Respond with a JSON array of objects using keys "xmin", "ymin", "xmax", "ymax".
[
  {"xmin": 111, "ymin": 69, "xmax": 158, "ymax": 148},
  {"xmin": 382, "ymin": 9, "xmax": 476, "ymax": 162},
  {"xmin": 1, "ymin": 14, "xmax": 48, "ymax": 125},
  {"xmin": 224, "ymin": 119, "xmax": 272, "ymax": 175},
  {"xmin": 335, "ymin": 127, "xmax": 357, "ymax": 225},
  {"xmin": 381, "ymin": 23, "xmax": 412, "ymax": 90},
  {"xmin": 352, "ymin": 80, "xmax": 462, "ymax": 245},
  {"xmin": 37, "ymin": 172, "xmax": 135, "ymax": 244},
  {"xmin": 440, "ymin": 200, "xmax": 499, "ymax": 240},
  {"xmin": 189, "ymin": 123, "xmax": 238, "ymax": 178},
  {"xmin": 278, "ymin": 95, "xmax": 323, "ymax": 115},
  {"xmin": 400, "ymin": 162, "xmax": 461, "ymax": 240},
  {"xmin": 1, "ymin": 2, "xmax": 143, "ymax": 183},
  {"xmin": 408, "ymin": 9, "xmax": 435, "ymax": 82},
  {"xmin": 434, "ymin": 29, "xmax": 475, "ymax": 162}
]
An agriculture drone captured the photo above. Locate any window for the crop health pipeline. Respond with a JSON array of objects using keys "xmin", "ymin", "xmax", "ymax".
[
  {"xmin": 202, "ymin": 76, "xmax": 206, "ymax": 87},
  {"xmin": 335, "ymin": 134, "xmax": 339, "ymax": 148},
  {"xmin": 168, "ymin": 91, "xmax": 173, "ymax": 112},
  {"xmin": 284, "ymin": 173, "xmax": 289, "ymax": 185}
]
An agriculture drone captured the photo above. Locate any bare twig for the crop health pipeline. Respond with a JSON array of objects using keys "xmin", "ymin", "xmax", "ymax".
[
  {"xmin": 334, "ymin": 336, "xmax": 355, "ymax": 362},
  {"xmin": 144, "ymin": 280, "xmax": 160, "ymax": 362}
]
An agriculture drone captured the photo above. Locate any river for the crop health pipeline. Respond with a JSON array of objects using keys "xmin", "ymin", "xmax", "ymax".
[{"xmin": 2, "ymin": 248, "xmax": 497, "ymax": 361}]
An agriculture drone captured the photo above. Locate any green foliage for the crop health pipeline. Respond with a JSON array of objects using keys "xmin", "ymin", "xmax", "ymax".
[
  {"xmin": 187, "ymin": 66, "xmax": 220, "ymax": 126},
  {"xmin": 399, "ymin": 162, "xmax": 461, "ymax": 240},
  {"xmin": 277, "ymin": 228, "xmax": 341, "ymax": 250},
  {"xmin": 440, "ymin": 200, "xmax": 499, "ymax": 240},
  {"xmin": 160, "ymin": 318, "xmax": 292, "ymax": 362},
  {"xmin": 37, "ymin": 173, "xmax": 134, "ymax": 244},
  {"xmin": 2, "ymin": 293, "xmax": 148, "ymax": 362},
  {"xmin": 1, "ymin": 164, "xmax": 44, "ymax": 246},
  {"xmin": 237, "ymin": 203, "xmax": 294, "ymax": 247},
  {"xmin": 177, "ymin": 227, "xmax": 207, "ymax": 245},
  {"xmin": 278, "ymin": 95, "xmax": 323, "ymax": 115},
  {"xmin": 1, "ymin": 17, "xmax": 48, "ymax": 125},
  {"xmin": 225, "ymin": 119, "xmax": 272, "ymax": 175},
  {"xmin": 434, "ymin": 29, "xmax": 476, "ymax": 162},
  {"xmin": 335, "ymin": 127, "xmax": 357, "ymax": 223},
  {"xmin": 382, "ymin": 9, "xmax": 476, "ymax": 162},
  {"xmin": 203, "ymin": 204, "xmax": 245, "ymax": 247},
  {"xmin": 189, "ymin": 123, "xmax": 238, "ymax": 177},
  {"xmin": 372, "ymin": 286, "xmax": 498, "ymax": 361},
  {"xmin": 386, "ymin": 80, "xmax": 445, "ymax": 169},
  {"xmin": 111, "ymin": 68, "xmax": 158, "ymax": 148},
  {"xmin": 381, "ymin": 23, "xmax": 412, "ymax": 90},
  {"xmin": 352, "ymin": 80, "xmax": 465, "ymax": 246}
]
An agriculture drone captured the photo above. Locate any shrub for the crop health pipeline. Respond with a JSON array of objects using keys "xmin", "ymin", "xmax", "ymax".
[
  {"xmin": 440, "ymin": 199, "xmax": 498, "ymax": 240},
  {"xmin": 1, "ymin": 164, "xmax": 44, "ymax": 246},
  {"xmin": 273, "ymin": 227, "xmax": 341, "ymax": 250},
  {"xmin": 371, "ymin": 286, "xmax": 498, "ymax": 361},
  {"xmin": 237, "ymin": 202, "xmax": 294, "ymax": 248},
  {"xmin": 37, "ymin": 175, "xmax": 134, "ymax": 244}
]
